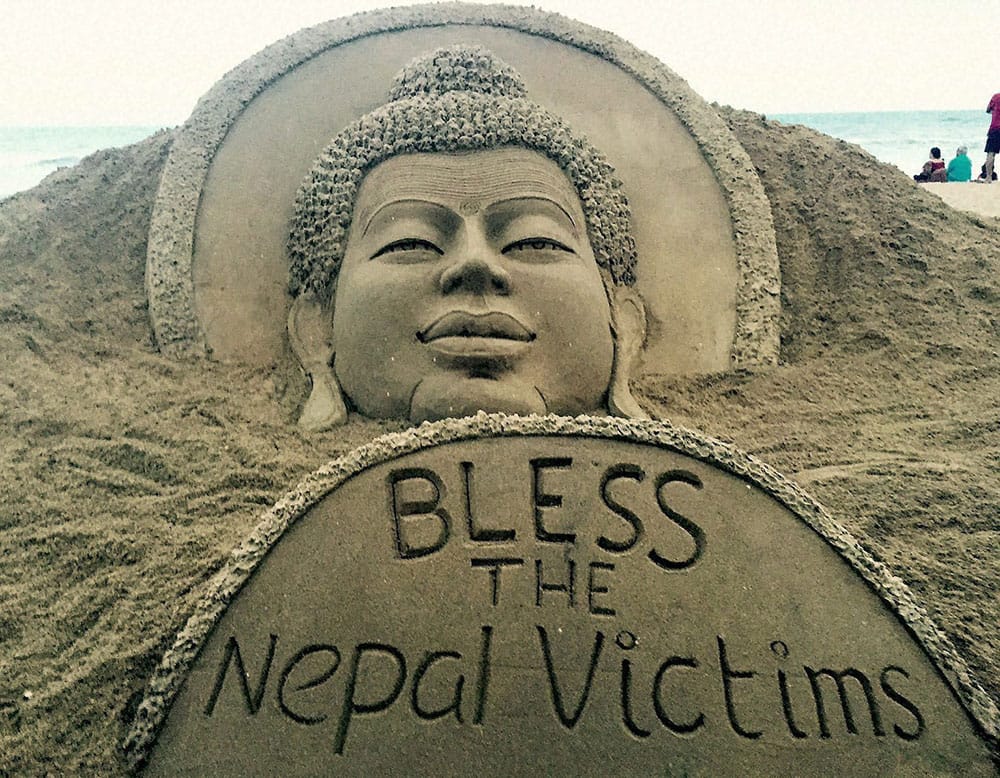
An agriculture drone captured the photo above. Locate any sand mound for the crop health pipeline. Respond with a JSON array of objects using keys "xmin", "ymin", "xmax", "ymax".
[{"xmin": 0, "ymin": 113, "xmax": 997, "ymax": 773}]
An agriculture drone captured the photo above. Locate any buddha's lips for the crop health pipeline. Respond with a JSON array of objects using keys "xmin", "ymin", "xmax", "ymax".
[{"xmin": 418, "ymin": 311, "xmax": 535, "ymax": 343}]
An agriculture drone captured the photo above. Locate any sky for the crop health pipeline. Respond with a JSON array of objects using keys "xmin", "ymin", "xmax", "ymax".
[{"xmin": 1, "ymin": 0, "xmax": 997, "ymax": 126}]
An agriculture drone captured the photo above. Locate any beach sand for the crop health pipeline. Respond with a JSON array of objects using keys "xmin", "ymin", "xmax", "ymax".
[
  {"xmin": 0, "ymin": 112, "xmax": 997, "ymax": 772},
  {"xmin": 922, "ymin": 181, "xmax": 1000, "ymax": 219}
]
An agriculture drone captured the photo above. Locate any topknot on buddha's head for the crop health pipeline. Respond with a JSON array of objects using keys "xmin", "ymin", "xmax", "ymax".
[{"xmin": 387, "ymin": 45, "xmax": 528, "ymax": 102}]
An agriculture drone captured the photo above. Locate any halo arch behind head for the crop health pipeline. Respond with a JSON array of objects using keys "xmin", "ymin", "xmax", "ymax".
[{"xmin": 146, "ymin": 4, "xmax": 780, "ymax": 376}]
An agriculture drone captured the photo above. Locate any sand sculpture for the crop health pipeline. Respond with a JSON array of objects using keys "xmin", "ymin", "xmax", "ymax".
[
  {"xmin": 286, "ymin": 46, "xmax": 646, "ymax": 428},
  {"xmin": 2, "ymin": 3, "xmax": 999, "ymax": 775},
  {"xmin": 144, "ymin": 3, "xmax": 782, "ymax": 402},
  {"xmin": 124, "ymin": 11, "xmax": 998, "ymax": 775}
]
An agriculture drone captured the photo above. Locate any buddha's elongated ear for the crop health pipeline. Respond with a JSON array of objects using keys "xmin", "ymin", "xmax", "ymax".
[
  {"xmin": 287, "ymin": 291, "xmax": 348, "ymax": 431},
  {"xmin": 608, "ymin": 286, "xmax": 648, "ymax": 419}
]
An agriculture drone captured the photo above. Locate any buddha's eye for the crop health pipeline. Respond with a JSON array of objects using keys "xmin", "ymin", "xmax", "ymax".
[
  {"xmin": 502, "ymin": 237, "xmax": 574, "ymax": 255},
  {"xmin": 371, "ymin": 238, "xmax": 443, "ymax": 260}
]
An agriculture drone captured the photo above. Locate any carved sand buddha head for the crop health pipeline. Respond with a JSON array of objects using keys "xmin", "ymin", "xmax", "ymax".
[{"xmin": 287, "ymin": 45, "xmax": 646, "ymax": 429}]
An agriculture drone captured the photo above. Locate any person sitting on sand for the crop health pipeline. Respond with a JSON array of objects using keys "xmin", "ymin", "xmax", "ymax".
[
  {"xmin": 946, "ymin": 145, "xmax": 972, "ymax": 182},
  {"xmin": 977, "ymin": 163, "xmax": 998, "ymax": 181},
  {"xmin": 914, "ymin": 147, "xmax": 947, "ymax": 182}
]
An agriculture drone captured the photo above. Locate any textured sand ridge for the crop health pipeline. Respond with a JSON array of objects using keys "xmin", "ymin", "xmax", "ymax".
[{"xmin": 0, "ymin": 112, "xmax": 997, "ymax": 773}]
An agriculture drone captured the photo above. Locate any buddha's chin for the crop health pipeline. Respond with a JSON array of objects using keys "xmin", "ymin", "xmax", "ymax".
[{"xmin": 408, "ymin": 375, "xmax": 547, "ymax": 424}]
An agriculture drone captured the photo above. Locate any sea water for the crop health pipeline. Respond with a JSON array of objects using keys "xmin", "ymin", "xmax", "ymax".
[
  {"xmin": 771, "ymin": 109, "xmax": 989, "ymax": 178},
  {"xmin": 0, "ymin": 111, "xmax": 993, "ymax": 198},
  {"xmin": 0, "ymin": 126, "xmax": 161, "ymax": 199}
]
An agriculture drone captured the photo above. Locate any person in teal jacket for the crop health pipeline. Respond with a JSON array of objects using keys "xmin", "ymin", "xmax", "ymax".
[{"xmin": 947, "ymin": 145, "xmax": 973, "ymax": 181}]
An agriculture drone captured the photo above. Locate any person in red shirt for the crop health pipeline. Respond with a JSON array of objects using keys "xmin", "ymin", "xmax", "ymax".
[
  {"xmin": 983, "ymin": 91, "xmax": 1000, "ymax": 182},
  {"xmin": 914, "ymin": 147, "xmax": 947, "ymax": 182}
]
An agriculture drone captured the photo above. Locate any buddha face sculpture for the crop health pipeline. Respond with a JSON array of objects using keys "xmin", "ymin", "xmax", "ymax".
[
  {"xmin": 332, "ymin": 148, "xmax": 618, "ymax": 422},
  {"xmin": 287, "ymin": 45, "xmax": 646, "ymax": 428}
]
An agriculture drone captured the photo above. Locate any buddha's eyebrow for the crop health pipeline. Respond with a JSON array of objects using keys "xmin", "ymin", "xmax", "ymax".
[
  {"xmin": 360, "ymin": 199, "xmax": 451, "ymax": 238},
  {"xmin": 484, "ymin": 196, "xmax": 579, "ymax": 234}
]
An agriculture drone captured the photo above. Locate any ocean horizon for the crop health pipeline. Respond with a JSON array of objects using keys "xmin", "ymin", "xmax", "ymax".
[
  {"xmin": 0, "ymin": 125, "xmax": 163, "ymax": 199},
  {"xmin": 771, "ymin": 109, "xmax": 988, "ymax": 179},
  {"xmin": 0, "ymin": 110, "xmax": 992, "ymax": 199}
]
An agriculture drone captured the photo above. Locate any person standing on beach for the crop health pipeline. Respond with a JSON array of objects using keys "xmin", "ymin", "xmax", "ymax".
[
  {"xmin": 947, "ymin": 146, "xmax": 972, "ymax": 181},
  {"xmin": 984, "ymin": 90, "xmax": 1000, "ymax": 182}
]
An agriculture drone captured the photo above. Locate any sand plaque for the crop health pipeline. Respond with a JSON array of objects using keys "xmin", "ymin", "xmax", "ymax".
[{"xmin": 127, "ymin": 417, "xmax": 997, "ymax": 775}]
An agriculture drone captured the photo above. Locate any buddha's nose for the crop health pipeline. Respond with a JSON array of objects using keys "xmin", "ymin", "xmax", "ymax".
[{"xmin": 439, "ymin": 250, "xmax": 511, "ymax": 296}]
